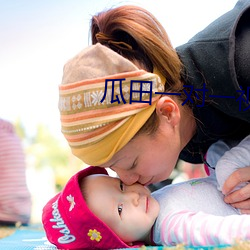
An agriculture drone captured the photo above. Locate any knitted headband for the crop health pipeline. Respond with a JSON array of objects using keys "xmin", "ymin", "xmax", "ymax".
[{"xmin": 59, "ymin": 43, "xmax": 165, "ymax": 165}]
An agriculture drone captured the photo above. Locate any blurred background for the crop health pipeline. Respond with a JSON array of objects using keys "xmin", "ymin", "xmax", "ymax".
[{"xmin": 0, "ymin": 0, "xmax": 238, "ymax": 223}]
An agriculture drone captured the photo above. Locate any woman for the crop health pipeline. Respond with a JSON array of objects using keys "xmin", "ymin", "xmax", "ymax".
[{"xmin": 59, "ymin": 1, "xmax": 250, "ymax": 211}]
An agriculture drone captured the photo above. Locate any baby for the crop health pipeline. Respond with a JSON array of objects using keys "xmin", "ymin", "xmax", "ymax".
[{"xmin": 42, "ymin": 135, "xmax": 250, "ymax": 249}]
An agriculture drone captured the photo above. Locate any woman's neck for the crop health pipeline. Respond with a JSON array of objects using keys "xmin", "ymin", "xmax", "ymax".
[{"xmin": 179, "ymin": 105, "xmax": 197, "ymax": 149}]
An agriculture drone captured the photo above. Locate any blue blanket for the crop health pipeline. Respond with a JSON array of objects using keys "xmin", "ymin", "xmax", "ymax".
[{"xmin": 0, "ymin": 225, "xmax": 232, "ymax": 250}]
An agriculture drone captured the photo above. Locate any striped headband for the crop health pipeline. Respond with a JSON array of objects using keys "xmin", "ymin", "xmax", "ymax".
[{"xmin": 59, "ymin": 43, "xmax": 165, "ymax": 165}]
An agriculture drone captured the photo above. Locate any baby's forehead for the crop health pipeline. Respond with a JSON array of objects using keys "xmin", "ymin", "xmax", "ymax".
[
  {"xmin": 80, "ymin": 174, "xmax": 119, "ymax": 200},
  {"xmin": 85, "ymin": 173, "xmax": 117, "ymax": 180},
  {"xmin": 82, "ymin": 174, "xmax": 120, "ymax": 185},
  {"xmin": 82, "ymin": 175, "xmax": 121, "ymax": 200}
]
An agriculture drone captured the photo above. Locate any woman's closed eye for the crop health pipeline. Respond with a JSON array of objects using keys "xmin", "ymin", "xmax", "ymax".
[
  {"xmin": 120, "ymin": 180, "xmax": 124, "ymax": 191},
  {"xmin": 118, "ymin": 180, "xmax": 124, "ymax": 216}
]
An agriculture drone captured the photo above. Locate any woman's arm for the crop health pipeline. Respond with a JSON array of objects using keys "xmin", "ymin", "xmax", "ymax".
[
  {"xmin": 223, "ymin": 166, "xmax": 250, "ymax": 213},
  {"xmin": 215, "ymin": 135, "xmax": 250, "ymax": 213}
]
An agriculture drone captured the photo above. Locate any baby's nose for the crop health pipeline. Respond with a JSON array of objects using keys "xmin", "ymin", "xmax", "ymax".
[{"xmin": 126, "ymin": 191, "xmax": 140, "ymax": 206}]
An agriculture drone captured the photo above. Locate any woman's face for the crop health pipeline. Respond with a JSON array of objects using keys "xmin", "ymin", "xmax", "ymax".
[{"xmin": 100, "ymin": 117, "xmax": 182, "ymax": 186}]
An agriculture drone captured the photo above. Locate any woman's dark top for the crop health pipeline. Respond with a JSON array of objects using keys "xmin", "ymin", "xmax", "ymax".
[{"xmin": 176, "ymin": 0, "xmax": 250, "ymax": 164}]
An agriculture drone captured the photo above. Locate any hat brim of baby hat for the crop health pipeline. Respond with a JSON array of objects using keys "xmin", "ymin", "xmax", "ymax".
[{"xmin": 42, "ymin": 166, "xmax": 141, "ymax": 249}]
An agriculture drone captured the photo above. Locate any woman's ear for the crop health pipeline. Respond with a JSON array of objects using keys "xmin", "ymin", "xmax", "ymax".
[{"xmin": 156, "ymin": 96, "xmax": 180, "ymax": 126}]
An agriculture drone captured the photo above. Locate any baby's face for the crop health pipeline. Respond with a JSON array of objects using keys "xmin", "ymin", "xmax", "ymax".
[{"xmin": 84, "ymin": 174, "xmax": 160, "ymax": 244}]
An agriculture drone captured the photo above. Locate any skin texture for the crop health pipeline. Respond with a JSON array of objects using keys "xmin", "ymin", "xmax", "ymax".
[
  {"xmin": 82, "ymin": 174, "xmax": 160, "ymax": 244},
  {"xmin": 100, "ymin": 131, "xmax": 181, "ymax": 186}
]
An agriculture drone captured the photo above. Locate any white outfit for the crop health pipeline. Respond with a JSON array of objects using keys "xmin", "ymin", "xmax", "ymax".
[{"xmin": 152, "ymin": 135, "xmax": 250, "ymax": 247}]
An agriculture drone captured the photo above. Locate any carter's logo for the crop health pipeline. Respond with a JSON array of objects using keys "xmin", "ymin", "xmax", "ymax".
[{"xmin": 50, "ymin": 200, "xmax": 76, "ymax": 244}]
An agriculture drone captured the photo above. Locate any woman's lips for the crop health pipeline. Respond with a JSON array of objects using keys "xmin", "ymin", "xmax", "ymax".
[{"xmin": 143, "ymin": 177, "xmax": 154, "ymax": 186}]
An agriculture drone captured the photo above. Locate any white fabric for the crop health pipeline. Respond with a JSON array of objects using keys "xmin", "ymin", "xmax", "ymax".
[{"xmin": 152, "ymin": 135, "xmax": 250, "ymax": 246}]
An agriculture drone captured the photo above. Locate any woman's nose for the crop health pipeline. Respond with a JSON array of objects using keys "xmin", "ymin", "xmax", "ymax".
[{"xmin": 112, "ymin": 168, "xmax": 139, "ymax": 185}]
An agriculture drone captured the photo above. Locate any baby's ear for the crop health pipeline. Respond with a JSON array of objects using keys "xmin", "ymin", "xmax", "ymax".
[{"xmin": 156, "ymin": 96, "xmax": 180, "ymax": 126}]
